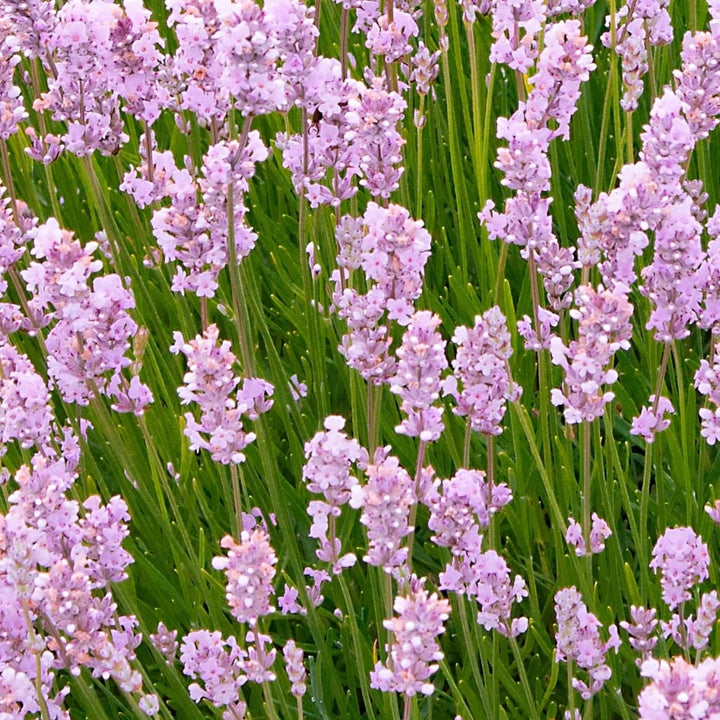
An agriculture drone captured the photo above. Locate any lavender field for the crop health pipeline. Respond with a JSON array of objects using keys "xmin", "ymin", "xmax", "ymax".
[{"xmin": 1, "ymin": 0, "xmax": 719, "ymax": 718}]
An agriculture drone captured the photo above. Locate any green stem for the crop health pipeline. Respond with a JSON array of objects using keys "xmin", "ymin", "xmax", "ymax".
[
  {"xmin": 463, "ymin": 421, "xmax": 472, "ymax": 468},
  {"xmin": 456, "ymin": 597, "xmax": 493, "ymax": 717},
  {"xmin": 625, "ymin": 110, "xmax": 634, "ymax": 165},
  {"xmin": 529, "ymin": 253, "xmax": 553, "ymax": 468},
  {"xmin": 466, "ymin": 21, "xmax": 484, "ymax": 197},
  {"xmin": 487, "ymin": 433, "xmax": 497, "ymax": 549},
  {"xmin": 82, "ymin": 156, "xmax": 125, "ymax": 276},
  {"xmin": 567, "ymin": 660, "xmax": 576, "ymax": 719},
  {"xmin": 414, "ymin": 95, "xmax": 425, "ymax": 215},
  {"xmin": 582, "ymin": 419, "xmax": 592, "ymax": 578},
  {"xmin": 405, "ymin": 439, "xmax": 427, "ymax": 566},
  {"xmin": 671, "ymin": 340, "xmax": 693, "ymax": 524},
  {"xmin": 22, "ymin": 601, "xmax": 52, "ymax": 720},
  {"xmin": 230, "ymin": 464, "xmax": 245, "ymax": 536},
  {"xmin": 338, "ymin": 575, "xmax": 377, "ymax": 720},
  {"xmin": 440, "ymin": 27, "xmax": 472, "ymax": 284},
  {"xmin": 0, "ymin": 139, "xmax": 20, "ymax": 225},
  {"xmin": 227, "ymin": 115, "xmax": 256, "ymax": 376},
  {"xmin": 340, "ymin": 8, "xmax": 349, "ymax": 79},
  {"xmin": 509, "ymin": 632, "xmax": 540, "ymax": 720}
]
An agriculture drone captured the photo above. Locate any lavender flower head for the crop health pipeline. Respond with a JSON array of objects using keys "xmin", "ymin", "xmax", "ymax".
[
  {"xmin": 445, "ymin": 306, "xmax": 520, "ymax": 436},
  {"xmin": 650, "ymin": 526, "xmax": 710, "ymax": 611},
  {"xmin": 370, "ymin": 575, "xmax": 451, "ymax": 697},
  {"xmin": 302, "ymin": 415, "xmax": 368, "ymax": 573},
  {"xmin": 211, "ymin": 523, "xmax": 277, "ymax": 626},
  {"xmin": 555, "ymin": 587, "xmax": 621, "ymax": 699},
  {"xmin": 170, "ymin": 325, "xmax": 274, "ymax": 465},
  {"xmin": 350, "ymin": 447, "xmax": 416, "ymax": 576},
  {"xmin": 639, "ymin": 656, "xmax": 720, "ymax": 719},
  {"xmin": 390, "ymin": 311, "xmax": 448, "ymax": 443}
]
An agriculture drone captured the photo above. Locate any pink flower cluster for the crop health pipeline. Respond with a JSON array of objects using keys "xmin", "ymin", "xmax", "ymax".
[
  {"xmin": 0, "ymin": 341, "xmax": 53, "ymax": 457},
  {"xmin": 302, "ymin": 415, "xmax": 368, "ymax": 573},
  {"xmin": 480, "ymin": 20, "xmax": 594, "ymax": 319},
  {"xmin": 565, "ymin": 514, "xmax": 612, "ymax": 556},
  {"xmin": 0, "ymin": 445, "xmax": 154, "ymax": 714},
  {"xmin": 283, "ymin": 639, "xmax": 306, "ymax": 698},
  {"xmin": 550, "ymin": 283, "xmax": 633, "ymax": 424},
  {"xmin": 278, "ymin": 65, "xmax": 406, "ymax": 206},
  {"xmin": 333, "ymin": 203, "xmax": 432, "ymax": 385},
  {"xmin": 649, "ymin": 527, "xmax": 718, "ymax": 652},
  {"xmin": 212, "ymin": 526, "xmax": 277, "ymax": 626},
  {"xmin": 350, "ymin": 447, "xmax": 416, "ymax": 576},
  {"xmin": 429, "ymin": 469, "xmax": 511, "ymax": 553},
  {"xmin": 601, "ymin": 0, "xmax": 672, "ymax": 112},
  {"xmin": 619, "ymin": 606, "xmax": 659, "ymax": 667},
  {"xmin": 429, "ymin": 470, "xmax": 525, "ymax": 637},
  {"xmin": 180, "ymin": 630, "xmax": 247, "ymax": 718},
  {"xmin": 555, "ymin": 586, "xmax": 621, "ymax": 699},
  {"xmin": 370, "ymin": 576, "xmax": 451, "ymax": 697},
  {"xmin": 695, "ymin": 343, "xmax": 720, "ymax": 444},
  {"xmin": 390, "ymin": 310, "xmax": 448, "ymax": 443},
  {"xmin": 650, "ymin": 526, "xmax": 710, "ymax": 611},
  {"xmin": 150, "ymin": 134, "xmax": 268, "ymax": 297},
  {"xmin": 181, "ymin": 518, "xmax": 280, "ymax": 715},
  {"xmin": 21, "ymin": 219, "xmax": 153, "ymax": 413},
  {"xmin": 639, "ymin": 656, "xmax": 720, "ymax": 719},
  {"xmin": 170, "ymin": 324, "xmax": 273, "ymax": 465},
  {"xmin": 444, "ymin": 306, "xmax": 520, "ymax": 436}
]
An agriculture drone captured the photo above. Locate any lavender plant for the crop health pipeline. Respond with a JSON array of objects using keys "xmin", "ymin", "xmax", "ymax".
[{"xmin": 3, "ymin": 0, "xmax": 720, "ymax": 719}]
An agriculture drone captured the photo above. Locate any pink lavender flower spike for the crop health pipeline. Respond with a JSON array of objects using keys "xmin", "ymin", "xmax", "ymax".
[
  {"xmin": 555, "ymin": 586, "xmax": 621, "ymax": 700},
  {"xmin": 662, "ymin": 590, "xmax": 720, "ymax": 651},
  {"xmin": 517, "ymin": 308, "xmax": 559, "ymax": 351},
  {"xmin": 241, "ymin": 630, "xmax": 276, "ymax": 684},
  {"xmin": 639, "ymin": 656, "xmax": 720, "ymax": 719},
  {"xmin": 150, "ymin": 622, "xmax": 179, "ymax": 663},
  {"xmin": 650, "ymin": 527, "xmax": 710, "ymax": 611},
  {"xmin": 466, "ymin": 550, "xmax": 529, "ymax": 638},
  {"xmin": 640, "ymin": 198, "xmax": 705, "ymax": 342},
  {"xmin": 350, "ymin": 447, "xmax": 416, "ymax": 576},
  {"xmin": 333, "ymin": 204, "xmax": 432, "ymax": 385},
  {"xmin": 0, "ymin": 342, "xmax": 53, "ymax": 457},
  {"xmin": 21, "ymin": 219, "xmax": 153, "ymax": 413},
  {"xmin": 602, "ymin": 0, "xmax": 672, "ymax": 113},
  {"xmin": 551, "ymin": 283, "xmax": 632, "ymax": 424},
  {"xmin": 153, "ymin": 135, "xmax": 267, "ymax": 298},
  {"xmin": 428, "ymin": 469, "xmax": 490, "ymax": 556},
  {"xmin": 366, "ymin": 8, "xmax": 418, "ymax": 63},
  {"xmin": 283, "ymin": 639, "xmax": 307, "ymax": 698},
  {"xmin": 675, "ymin": 27, "xmax": 720, "ymax": 143},
  {"xmin": 619, "ymin": 606, "xmax": 658, "ymax": 667},
  {"xmin": 0, "ymin": 446, "xmax": 152, "ymax": 705},
  {"xmin": 170, "ymin": 325, "xmax": 273, "ymax": 465},
  {"xmin": 630, "ymin": 396, "xmax": 674, "ymax": 443},
  {"xmin": 302, "ymin": 415, "xmax": 368, "ymax": 574},
  {"xmin": 37, "ymin": 0, "xmax": 129, "ymax": 157},
  {"xmin": 547, "ymin": 0, "xmax": 596, "ymax": 16},
  {"xmin": 446, "ymin": 306, "xmax": 520, "ymax": 436},
  {"xmin": 390, "ymin": 310, "xmax": 448, "ymax": 443},
  {"xmin": 488, "ymin": 0, "xmax": 546, "ymax": 73},
  {"xmin": 0, "ymin": 33, "xmax": 28, "ymax": 141},
  {"xmin": 565, "ymin": 514, "xmax": 612, "ymax": 556},
  {"xmin": 164, "ymin": 0, "xmax": 229, "ymax": 124},
  {"xmin": 525, "ymin": 20, "xmax": 596, "ymax": 142},
  {"xmin": 370, "ymin": 575, "xmax": 451, "ymax": 697},
  {"xmin": 179, "ymin": 630, "xmax": 247, "ymax": 711},
  {"xmin": 211, "ymin": 525, "xmax": 277, "ymax": 626},
  {"xmin": 694, "ymin": 343, "xmax": 720, "ymax": 445}
]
